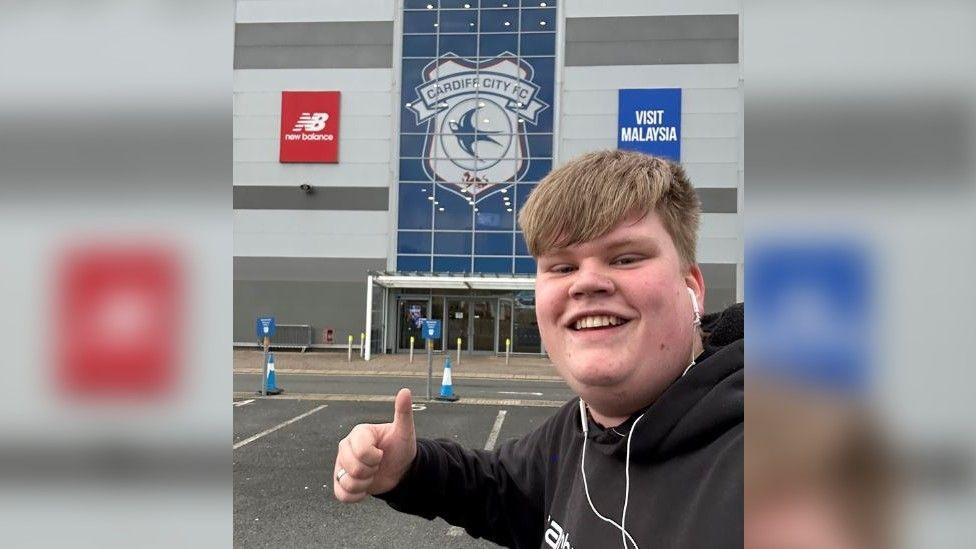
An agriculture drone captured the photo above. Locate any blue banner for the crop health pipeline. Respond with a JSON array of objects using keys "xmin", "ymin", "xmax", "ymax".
[{"xmin": 617, "ymin": 88, "xmax": 681, "ymax": 161}]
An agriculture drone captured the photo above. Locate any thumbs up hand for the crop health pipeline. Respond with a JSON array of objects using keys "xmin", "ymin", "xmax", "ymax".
[{"xmin": 333, "ymin": 388, "xmax": 417, "ymax": 503}]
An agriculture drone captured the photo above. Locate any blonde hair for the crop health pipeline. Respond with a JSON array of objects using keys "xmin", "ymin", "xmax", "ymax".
[{"xmin": 518, "ymin": 150, "xmax": 701, "ymax": 266}]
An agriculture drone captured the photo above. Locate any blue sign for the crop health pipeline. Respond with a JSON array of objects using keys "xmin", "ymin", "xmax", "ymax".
[
  {"xmin": 747, "ymin": 239, "xmax": 872, "ymax": 394},
  {"xmin": 617, "ymin": 88, "xmax": 681, "ymax": 161},
  {"xmin": 255, "ymin": 316, "xmax": 276, "ymax": 339},
  {"xmin": 421, "ymin": 319, "xmax": 441, "ymax": 340}
]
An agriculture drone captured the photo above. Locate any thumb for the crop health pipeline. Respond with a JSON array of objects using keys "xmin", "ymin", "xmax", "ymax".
[{"xmin": 392, "ymin": 388, "xmax": 415, "ymax": 437}]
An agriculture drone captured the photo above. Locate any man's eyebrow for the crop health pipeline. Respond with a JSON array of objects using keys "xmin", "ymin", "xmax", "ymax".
[{"xmin": 605, "ymin": 237, "xmax": 658, "ymax": 252}]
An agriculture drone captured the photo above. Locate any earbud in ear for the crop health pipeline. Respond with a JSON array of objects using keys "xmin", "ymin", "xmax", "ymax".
[{"xmin": 687, "ymin": 287, "xmax": 701, "ymax": 326}]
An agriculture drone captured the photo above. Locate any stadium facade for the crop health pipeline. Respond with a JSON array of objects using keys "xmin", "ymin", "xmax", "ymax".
[{"xmin": 233, "ymin": 0, "xmax": 742, "ymax": 356}]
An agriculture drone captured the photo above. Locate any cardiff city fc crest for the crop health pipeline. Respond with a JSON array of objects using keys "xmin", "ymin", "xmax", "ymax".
[{"xmin": 408, "ymin": 52, "xmax": 548, "ymax": 202}]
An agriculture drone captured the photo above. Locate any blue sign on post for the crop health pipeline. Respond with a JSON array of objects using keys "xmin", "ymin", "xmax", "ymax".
[
  {"xmin": 421, "ymin": 319, "xmax": 441, "ymax": 340},
  {"xmin": 255, "ymin": 316, "xmax": 276, "ymax": 339},
  {"xmin": 617, "ymin": 88, "xmax": 682, "ymax": 161}
]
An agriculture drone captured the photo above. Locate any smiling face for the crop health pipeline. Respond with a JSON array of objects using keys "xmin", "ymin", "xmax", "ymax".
[{"xmin": 535, "ymin": 211, "xmax": 704, "ymax": 423}]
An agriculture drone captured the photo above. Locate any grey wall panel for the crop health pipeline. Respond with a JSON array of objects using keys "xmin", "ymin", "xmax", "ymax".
[
  {"xmin": 566, "ymin": 15, "xmax": 738, "ymax": 66},
  {"xmin": 696, "ymin": 189, "xmax": 737, "ymax": 213},
  {"xmin": 567, "ymin": 15, "xmax": 737, "ymax": 42},
  {"xmin": 234, "ymin": 280, "xmax": 370, "ymax": 343},
  {"xmin": 235, "ymin": 45, "xmax": 393, "ymax": 69},
  {"xmin": 235, "ymin": 257, "xmax": 386, "ymax": 282},
  {"xmin": 234, "ymin": 22, "xmax": 394, "ymax": 69},
  {"xmin": 699, "ymin": 263, "xmax": 737, "ymax": 314},
  {"xmin": 566, "ymin": 39, "xmax": 738, "ymax": 66},
  {"xmin": 234, "ymin": 186, "xmax": 388, "ymax": 210},
  {"xmin": 236, "ymin": 22, "xmax": 393, "ymax": 46}
]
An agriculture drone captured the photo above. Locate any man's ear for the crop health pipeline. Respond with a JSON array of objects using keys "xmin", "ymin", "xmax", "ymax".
[{"xmin": 684, "ymin": 263, "xmax": 705, "ymax": 314}]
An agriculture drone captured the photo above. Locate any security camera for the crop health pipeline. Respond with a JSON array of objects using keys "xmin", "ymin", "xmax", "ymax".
[{"xmin": 299, "ymin": 183, "xmax": 314, "ymax": 194}]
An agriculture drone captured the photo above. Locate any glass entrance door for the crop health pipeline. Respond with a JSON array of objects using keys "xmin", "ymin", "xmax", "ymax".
[
  {"xmin": 498, "ymin": 299, "xmax": 513, "ymax": 355},
  {"xmin": 470, "ymin": 300, "xmax": 495, "ymax": 352},
  {"xmin": 397, "ymin": 299, "xmax": 428, "ymax": 351},
  {"xmin": 446, "ymin": 299, "xmax": 468, "ymax": 353}
]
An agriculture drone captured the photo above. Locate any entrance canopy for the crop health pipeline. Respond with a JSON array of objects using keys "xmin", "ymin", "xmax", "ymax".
[
  {"xmin": 364, "ymin": 271, "xmax": 536, "ymax": 360},
  {"xmin": 369, "ymin": 271, "xmax": 536, "ymax": 291}
]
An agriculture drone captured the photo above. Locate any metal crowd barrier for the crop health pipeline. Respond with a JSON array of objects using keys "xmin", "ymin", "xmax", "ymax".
[{"xmin": 257, "ymin": 324, "xmax": 312, "ymax": 352}]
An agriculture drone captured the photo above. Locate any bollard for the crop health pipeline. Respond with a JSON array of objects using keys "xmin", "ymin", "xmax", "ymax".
[
  {"xmin": 456, "ymin": 337, "xmax": 462, "ymax": 365},
  {"xmin": 409, "ymin": 336, "xmax": 415, "ymax": 363},
  {"xmin": 360, "ymin": 332, "xmax": 365, "ymax": 358},
  {"xmin": 505, "ymin": 338, "xmax": 511, "ymax": 365},
  {"xmin": 347, "ymin": 334, "xmax": 353, "ymax": 362}
]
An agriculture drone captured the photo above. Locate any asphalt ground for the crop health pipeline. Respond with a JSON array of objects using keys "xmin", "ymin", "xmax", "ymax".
[
  {"xmin": 233, "ymin": 397, "xmax": 567, "ymax": 548},
  {"xmin": 233, "ymin": 372, "xmax": 575, "ymax": 405}
]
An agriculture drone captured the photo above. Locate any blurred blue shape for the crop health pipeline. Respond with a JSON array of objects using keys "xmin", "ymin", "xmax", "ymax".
[{"xmin": 747, "ymin": 238, "xmax": 872, "ymax": 394}]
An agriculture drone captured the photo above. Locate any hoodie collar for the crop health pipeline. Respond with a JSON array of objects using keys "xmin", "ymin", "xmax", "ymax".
[{"xmin": 584, "ymin": 303, "xmax": 744, "ymax": 460}]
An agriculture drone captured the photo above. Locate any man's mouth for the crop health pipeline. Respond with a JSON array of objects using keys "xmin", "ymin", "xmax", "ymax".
[{"xmin": 570, "ymin": 315, "xmax": 630, "ymax": 331}]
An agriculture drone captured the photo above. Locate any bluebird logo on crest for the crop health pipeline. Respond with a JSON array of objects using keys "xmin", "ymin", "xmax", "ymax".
[{"xmin": 408, "ymin": 52, "xmax": 549, "ymax": 201}]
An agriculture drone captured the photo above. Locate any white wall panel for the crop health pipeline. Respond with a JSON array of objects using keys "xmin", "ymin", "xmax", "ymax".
[
  {"xmin": 234, "ymin": 114, "xmax": 392, "ymax": 140},
  {"xmin": 234, "ymin": 91, "xmax": 392, "ymax": 116},
  {"xmin": 234, "ymin": 69, "xmax": 393, "ymax": 92},
  {"xmin": 235, "ymin": 138, "xmax": 391, "ymax": 163},
  {"xmin": 236, "ymin": 0, "xmax": 395, "ymax": 23},
  {"xmin": 562, "ymin": 88, "xmax": 739, "ymax": 115},
  {"xmin": 564, "ymin": 64, "xmax": 738, "ymax": 90},
  {"xmin": 683, "ymin": 163, "xmax": 739, "ymax": 188},
  {"xmin": 682, "ymin": 138, "xmax": 739, "ymax": 163},
  {"xmin": 700, "ymin": 213, "xmax": 739, "ymax": 238},
  {"xmin": 560, "ymin": 137, "xmax": 735, "ymax": 163},
  {"xmin": 234, "ymin": 162, "xmax": 391, "ymax": 187},
  {"xmin": 697, "ymin": 237, "xmax": 741, "ymax": 264},
  {"xmin": 564, "ymin": 0, "xmax": 738, "ymax": 18},
  {"xmin": 682, "ymin": 113, "xmax": 738, "ymax": 138},
  {"xmin": 234, "ymin": 210, "xmax": 389, "ymax": 257}
]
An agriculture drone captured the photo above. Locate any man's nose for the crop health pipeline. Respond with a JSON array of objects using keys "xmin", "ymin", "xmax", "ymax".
[{"xmin": 568, "ymin": 265, "xmax": 615, "ymax": 298}]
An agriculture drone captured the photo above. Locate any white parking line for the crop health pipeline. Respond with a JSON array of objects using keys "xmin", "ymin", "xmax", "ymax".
[
  {"xmin": 498, "ymin": 391, "xmax": 543, "ymax": 396},
  {"xmin": 233, "ymin": 399, "xmax": 255, "ymax": 407},
  {"xmin": 484, "ymin": 410, "xmax": 508, "ymax": 451},
  {"xmin": 447, "ymin": 409, "xmax": 509, "ymax": 538},
  {"xmin": 233, "ymin": 404, "xmax": 328, "ymax": 450}
]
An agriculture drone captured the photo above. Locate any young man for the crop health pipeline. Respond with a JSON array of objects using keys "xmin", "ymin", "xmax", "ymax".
[{"xmin": 333, "ymin": 150, "xmax": 743, "ymax": 549}]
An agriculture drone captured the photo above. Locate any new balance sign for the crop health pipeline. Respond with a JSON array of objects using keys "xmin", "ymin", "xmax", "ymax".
[{"xmin": 279, "ymin": 91, "xmax": 340, "ymax": 163}]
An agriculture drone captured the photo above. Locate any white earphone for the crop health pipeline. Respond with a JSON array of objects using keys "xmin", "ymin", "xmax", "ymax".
[
  {"xmin": 575, "ymin": 287, "xmax": 703, "ymax": 549},
  {"xmin": 687, "ymin": 287, "xmax": 701, "ymax": 326}
]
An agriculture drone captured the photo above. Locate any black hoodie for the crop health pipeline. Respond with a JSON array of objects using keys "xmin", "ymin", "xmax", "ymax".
[{"xmin": 378, "ymin": 303, "xmax": 743, "ymax": 549}]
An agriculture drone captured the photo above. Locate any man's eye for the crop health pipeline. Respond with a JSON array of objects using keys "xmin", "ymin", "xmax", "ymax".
[
  {"xmin": 550, "ymin": 265, "xmax": 575, "ymax": 274},
  {"xmin": 612, "ymin": 256, "xmax": 642, "ymax": 266}
]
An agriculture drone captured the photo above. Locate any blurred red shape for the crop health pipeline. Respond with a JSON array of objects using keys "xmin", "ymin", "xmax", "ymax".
[{"xmin": 56, "ymin": 243, "xmax": 182, "ymax": 398}]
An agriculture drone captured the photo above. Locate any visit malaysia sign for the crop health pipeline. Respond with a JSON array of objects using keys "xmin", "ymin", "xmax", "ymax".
[{"xmin": 617, "ymin": 88, "xmax": 681, "ymax": 161}]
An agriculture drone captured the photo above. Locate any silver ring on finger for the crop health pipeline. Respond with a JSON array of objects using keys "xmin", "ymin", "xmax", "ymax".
[{"xmin": 336, "ymin": 468, "xmax": 348, "ymax": 482}]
